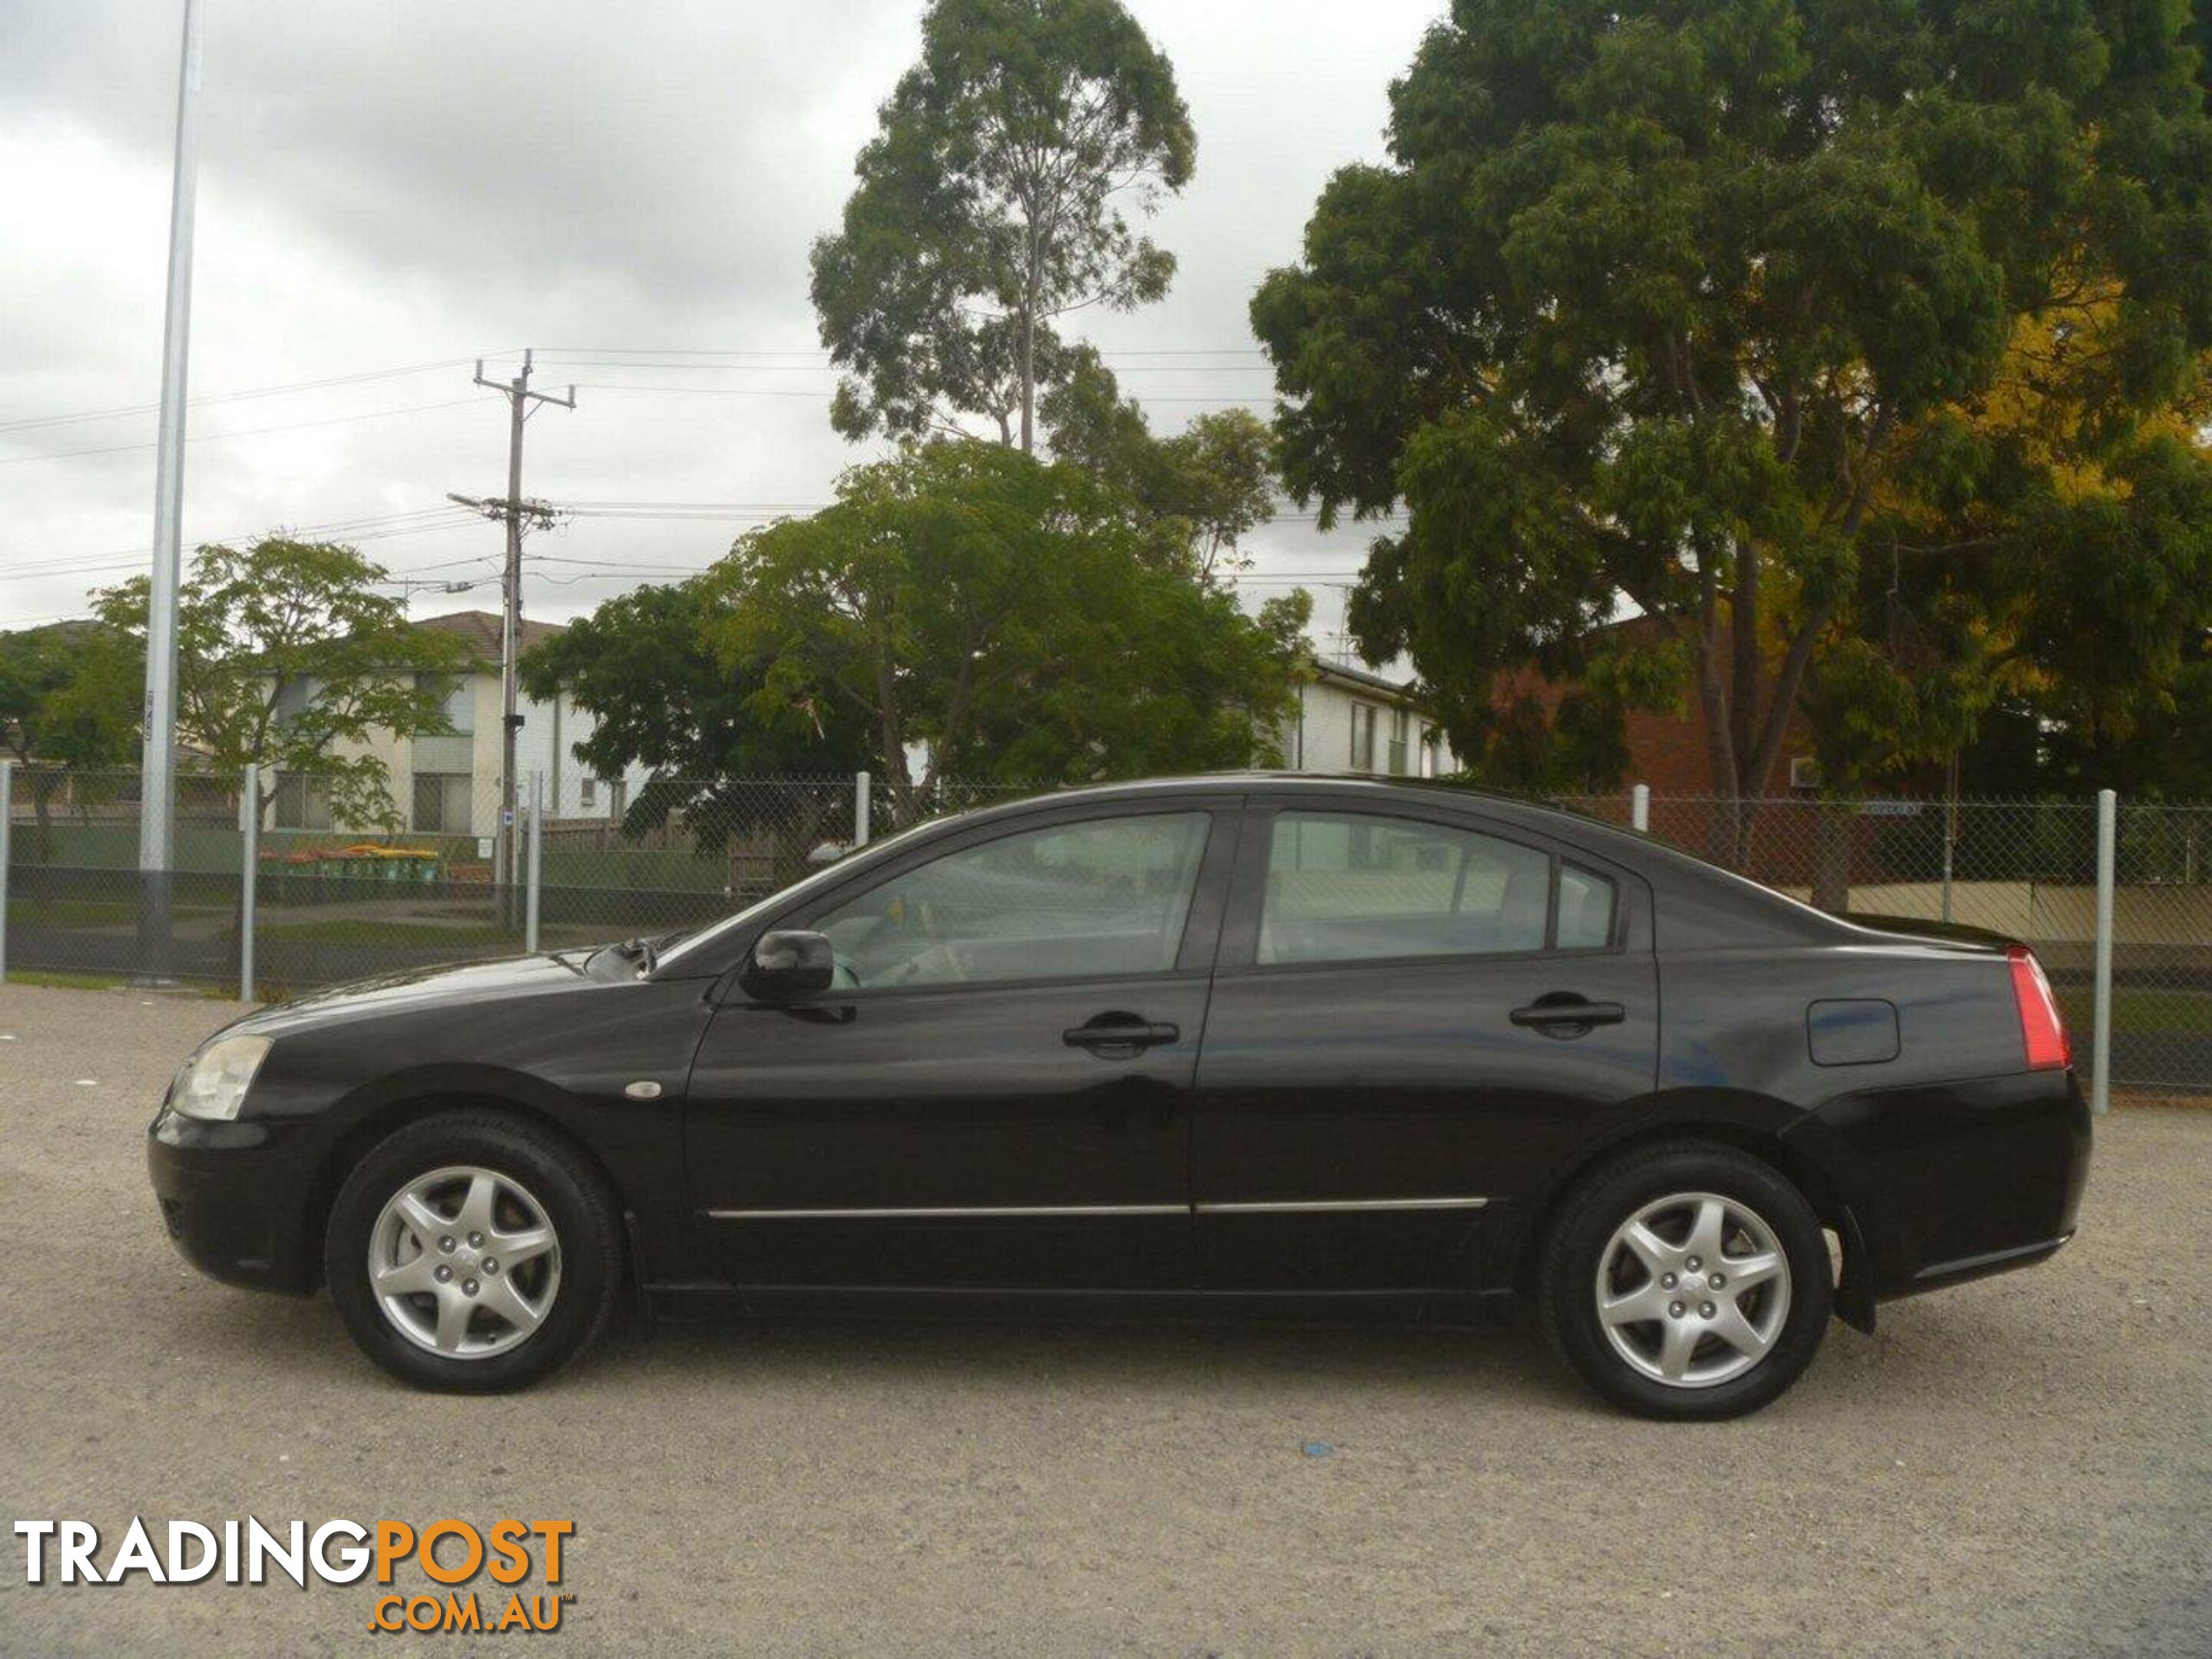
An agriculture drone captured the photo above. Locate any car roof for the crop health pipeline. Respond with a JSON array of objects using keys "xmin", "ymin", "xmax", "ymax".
[{"xmin": 955, "ymin": 772, "xmax": 1600, "ymax": 833}]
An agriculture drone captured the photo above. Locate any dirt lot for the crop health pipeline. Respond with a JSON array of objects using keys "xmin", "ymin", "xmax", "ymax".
[{"xmin": 0, "ymin": 982, "xmax": 2206, "ymax": 1657}]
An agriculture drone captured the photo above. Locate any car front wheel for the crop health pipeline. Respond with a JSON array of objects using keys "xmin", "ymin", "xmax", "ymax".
[
  {"xmin": 324, "ymin": 1111, "xmax": 621, "ymax": 1392},
  {"xmin": 1539, "ymin": 1141, "xmax": 1833, "ymax": 1419}
]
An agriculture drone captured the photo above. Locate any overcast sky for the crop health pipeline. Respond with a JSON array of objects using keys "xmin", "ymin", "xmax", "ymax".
[{"xmin": 2, "ymin": 0, "xmax": 1439, "ymax": 663}]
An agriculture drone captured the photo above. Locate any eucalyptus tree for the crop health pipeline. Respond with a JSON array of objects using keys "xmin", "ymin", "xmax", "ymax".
[{"xmin": 811, "ymin": 0, "xmax": 1194, "ymax": 452}]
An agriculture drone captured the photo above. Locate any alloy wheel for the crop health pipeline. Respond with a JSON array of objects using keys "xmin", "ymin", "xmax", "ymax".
[
  {"xmin": 366, "ymin": 1165, "xmax": 562, "ymax": 1359},
  {"xmin": 1594, "ymin": 1190, "xmax": 1792, "ymax": 1389}
]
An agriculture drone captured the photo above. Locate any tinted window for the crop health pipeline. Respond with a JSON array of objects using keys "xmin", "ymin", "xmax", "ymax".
[
  {"xmin": 1557, "ymin": 865, "xmax": 1618, "ymax": 949},
  {"xmin": 1259, "ymin": 812, "xmax": 1552, "ymax": 965},
  {"xmin": 813, "ymin": 813, "xmax": 1210, "ymax": 989}
]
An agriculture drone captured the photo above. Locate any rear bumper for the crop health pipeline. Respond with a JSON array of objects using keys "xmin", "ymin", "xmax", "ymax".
[
  {"xmin": 147, "ymin": 1108, "xmax": 322, "ymax": 1294},
  {"xmin": 1792, "ymin": 1068, "xmax": 2091, "ymax": 1302}
]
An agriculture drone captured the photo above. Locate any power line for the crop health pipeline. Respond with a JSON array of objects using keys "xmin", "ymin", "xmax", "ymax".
[
  {"xmin": 0, "ymin": 356, "xmax": 492, "ymax": 436},
  {"xmin": 0, "ymin": 396, "xmax": 499, "ymax": 467}
]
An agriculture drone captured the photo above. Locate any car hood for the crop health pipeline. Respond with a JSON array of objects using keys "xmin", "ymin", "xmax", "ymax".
[{"xmin": 227, "ymin": 952, "xmax": 598, "ymax": 1040}]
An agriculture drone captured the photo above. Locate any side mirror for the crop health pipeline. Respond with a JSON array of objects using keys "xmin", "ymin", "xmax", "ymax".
[{"xmin": 743, "ymin": 929, "xmax": 836, "ymax": 999}]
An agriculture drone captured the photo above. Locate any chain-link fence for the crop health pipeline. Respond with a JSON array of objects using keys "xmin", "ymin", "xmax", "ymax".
[{"xmin": 1, "ymin": 767, "xmax": 2202, "ymax": 1094}]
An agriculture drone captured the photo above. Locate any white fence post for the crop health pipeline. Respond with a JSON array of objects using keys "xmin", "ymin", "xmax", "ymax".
[
  {"xmin": 525, "ymin": 770, "xmax": 545, "ymax": 954},
  {"xmin": 0, "ymin": 760, "xmax": 12, "ymax": 984},
  {"xmin": 2091, "ymin": 788, "xmax": 2116, "ymax": 1115},
  {"xmin": 238, "ymin": 763, "xmax": 257, "ymax": 1002},
  {"xmin": 1630, "ymin": 783, "xmax": 1651, "ymax": 834},
  {"xmin": 854, "ymin": 770, "xmax": 872, "ymax": 847}
]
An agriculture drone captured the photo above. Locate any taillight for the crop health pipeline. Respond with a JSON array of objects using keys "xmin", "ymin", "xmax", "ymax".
[{"xmin": 2008, "ymin": 945, "xmax": 2071, "ymax": 1071}]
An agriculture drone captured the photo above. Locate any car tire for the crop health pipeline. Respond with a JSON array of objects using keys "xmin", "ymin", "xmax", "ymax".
[
  {"xmin": 1538, "ymin": 1141, "xmax": 1832, "ymax": 1420},
  {"xmin": 324, "ymin": 1111, "xmax": 621, "ymax": 1393}
]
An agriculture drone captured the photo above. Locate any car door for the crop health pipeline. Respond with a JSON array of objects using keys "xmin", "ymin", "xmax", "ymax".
[
  {"xmin": 684, "ymin": 797, "xmax": 1239, "ymax": 1291},
  {"xmin": 1192, "ymin": 800, "xmax": 1657, "ymax": 1294}
]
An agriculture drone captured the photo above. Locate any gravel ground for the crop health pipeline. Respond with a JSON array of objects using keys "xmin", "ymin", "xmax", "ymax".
[{"xmin": 0, "ymin": 982, "xmax": 2206, "ymax": 1657}]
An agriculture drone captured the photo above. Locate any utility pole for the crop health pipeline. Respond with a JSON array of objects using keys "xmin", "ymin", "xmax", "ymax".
[
  {"xmin": 137, "ymin": 0, "xmax": 206, "ymax": 980},
  {"xmin": 453, "ymin": 351, "xmax": 573, "ymax": 911}
]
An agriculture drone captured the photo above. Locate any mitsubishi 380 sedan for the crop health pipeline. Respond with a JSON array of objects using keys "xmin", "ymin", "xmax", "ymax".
[{"xmin": 148, "ymin": 776, "xmax": 2089, "ymax": 1419}]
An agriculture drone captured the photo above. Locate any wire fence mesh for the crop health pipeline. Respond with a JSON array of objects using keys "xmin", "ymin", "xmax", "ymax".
[{"xmin": 1, "ymin": 767, "xmax": 2204, "ymax": 1092}]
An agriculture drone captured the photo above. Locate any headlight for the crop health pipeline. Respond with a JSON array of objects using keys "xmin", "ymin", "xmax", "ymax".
[{"xmin": 171, "ymin": 1035, "xmax": 273, "ymax": 1121}]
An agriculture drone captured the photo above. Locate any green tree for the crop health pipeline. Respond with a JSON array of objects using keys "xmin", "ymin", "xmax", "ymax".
[
  {"xmin": 1252, "ymin": 0, "xmax": 2212, "ymax": 860},
  {"xmin": 94, "ymin": 537, "xmax": 465, "ymax": 830},
  {"xmin": 519, "ymin": 580, "xmax": 873, "ymax": 847},
  {"xmin": 0, "ymin": 621, "xmax": 142, "ymax": 849},
  {"xmin": 811, "ymin": 0, "xmax": 1195, "ymax": 452},
  {"xmin": 1041, "ymin": 347, "xmax": 1276, "ymax": 581},
  {"xmin": 707, "ymin": 440, "xmax": 1301, "ymax": 826}
]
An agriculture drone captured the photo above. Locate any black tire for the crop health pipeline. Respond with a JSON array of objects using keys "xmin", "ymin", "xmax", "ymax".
[
  {"xmin": 1538, "ymin": 1140, "xmax": 1832, "ymax": 1420},
  {"xmin": 324, "ymin": 1111, "xmax": 621, "ymax": 1393}
]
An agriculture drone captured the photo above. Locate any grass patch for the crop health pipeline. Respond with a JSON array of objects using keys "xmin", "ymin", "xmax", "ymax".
[
  {"xmin": 2, "ymin": 969, "xmax": 236, "ymax": 998},
  {"xmin": 10, "ymin": 899, "xmax": 226, "ymax": 928},
  {"xmin": 253, "ymin": 919, "xmax": 525, "ymax": 948},
  {"xmin": 2055, "ymin": 986, "xmax": 2212, "ymax": 1035}
]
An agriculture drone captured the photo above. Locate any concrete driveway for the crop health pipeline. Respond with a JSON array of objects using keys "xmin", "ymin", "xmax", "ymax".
[{"xmin": 1, "ymin": 983, "xmax": 2205, "ymax": 1656}]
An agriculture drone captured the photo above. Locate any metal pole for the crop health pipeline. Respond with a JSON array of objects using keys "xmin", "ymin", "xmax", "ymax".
[
  {"xmin": 525, "ymin": 770, "xmax": 544, "ymax": 954},
  {"xmin": 498, "ymin": 356, "xmax": 528, "ymax": 899},
  {"xmin": 854, "ymin": 770, "xmax": 871, "ymax": 848},
  {"xmin": 0, "ymin": 760, "xmax": 12, "ymax": 984},
  {"xmin": 238, "ymin": 763, "xmax": 257, "ymax": 1002},
  {"xmin": 1941, "ymin": 752, "xmax": 1959, "ymax": 923},
  {"xmin": 1631, "ymin": 783, "xmax": 1651, "ymax": 834},
  {"xmin": 137, "ymin": 0, "xmax": 206, "ymax": 977},
  {"xmin": 2091, "ymin": 789, "xmax": 2116, "ymax": 1115}
]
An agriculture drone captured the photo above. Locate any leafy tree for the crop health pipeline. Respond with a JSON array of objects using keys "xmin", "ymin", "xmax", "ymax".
[
  {"xmin": 1252, "ymin": 0, "xmax": 2212, "ymax": 860},
  {"xmin": 707, "ymin": 440, "xmax": 1301, "ymax": 826},
  {"xmin": 1041, "ymin": 348, "xmax": 1276, "ymax": 581},
  {"xmin": 94, "ymin": 537, "xmax": 465, "ymax": 830},
  {"xmin": 811, "ymin": 0, "xmax": 1195, "ymax": 452},
  {"xmin": 518, "ymin": 580, "xmax": 872, "ymax": 849},
  {"xmin": 0, "ymin": 621, "xmax": 141, "ymax": 849}
]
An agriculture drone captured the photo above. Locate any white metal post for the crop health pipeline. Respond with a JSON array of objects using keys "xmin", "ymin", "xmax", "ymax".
[
  {"xmin": 0, "ymin": 760, "xmax": 12, "ymax": 984},
  {"xmin": 854, "ymin": 770, "xmax": 872, "ymax": 848},
  {"xmin": 525, "ymin": 770, "xmax": 545, "ymax": 954},
  {"xmin": 137, "ymin": 0, "xmax": 207, "ymax": 971},
  {"xmin": 237, "ymin": 763, "xmax": 257, "ymax": 1002},
  {"xmin": 2091, "ymin": 789, "xmax": 2116, "ymax": 1115},
  {"xmin": 1631, "ymin": 783, "xmax": 1651, "ymax": 834}
]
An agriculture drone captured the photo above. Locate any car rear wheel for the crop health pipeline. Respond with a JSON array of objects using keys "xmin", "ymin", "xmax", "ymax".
[
  {"xmin": 325, "ymin": 1111, "xmax": 621, "ymax": 1392},
  {"xmin": 1539, "ymin": 1141, "xmax": 1832, "ymax": 1419}
]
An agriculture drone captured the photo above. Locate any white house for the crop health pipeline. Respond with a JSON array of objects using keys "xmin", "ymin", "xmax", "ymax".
[
  {"xmin": 1280, "ymin": 660, "xmax": 1456, "ymax": 779},
  {"xmin": 271, "ymin": 610, "xmax": 650, "ymax": 836}
]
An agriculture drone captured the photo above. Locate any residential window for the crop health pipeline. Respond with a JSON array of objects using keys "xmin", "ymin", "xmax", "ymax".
[
  {"xmin": 812, "ymin": 813, "xmax": 1212, "ymax": 989},
  {"xmin": 1259, "ymin": 811, "xmax": 1555, "ymax": 965},
  {"xmin": 270, "ymin": 773, "xmax": 333, "ymax": 831},
  {"xmin": 419, "ymin": 672, "xmax": 473, "ymax": 734},
  {"xmin": 412, "ymin": 773, "xmax": 472, "ymax": 833},
  {"xmin": 1349, "ymin": 703, "xmax": 1377, "ymax": 772},
  {"xmin": 1387, "ymin": 706, "xmax": 1410, "ymax": 775},
  {"xmin": 581, "ymin": 777, "xmax": 598, "ymax": 809}
]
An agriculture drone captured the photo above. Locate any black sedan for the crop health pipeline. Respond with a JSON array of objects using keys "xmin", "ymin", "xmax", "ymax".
[{"xmin": 147, "ymin": 776, "xmax": 2089, "ymax": 1418}]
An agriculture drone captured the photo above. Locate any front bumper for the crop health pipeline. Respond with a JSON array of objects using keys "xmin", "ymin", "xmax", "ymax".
[{"xmin": 147, "ymin": 1108, "xmax": 322, "ymax": 1294}]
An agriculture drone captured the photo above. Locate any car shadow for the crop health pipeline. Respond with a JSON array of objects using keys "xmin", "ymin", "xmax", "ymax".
[{"xmin": 172, "ymin": 1277, "xmax": 2058, "ymax": 1420}]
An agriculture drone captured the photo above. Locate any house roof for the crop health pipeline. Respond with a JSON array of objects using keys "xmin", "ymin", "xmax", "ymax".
[
  {"xmin": 410, "ymin": 610, "xmax": 568, "ymax": 670},
  {"xmin": 1310, "ymin": 658, "xmax": 1429, "ymax": 706}
]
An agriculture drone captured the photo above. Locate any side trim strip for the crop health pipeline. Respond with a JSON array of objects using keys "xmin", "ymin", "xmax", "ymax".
[
  {"xmin": 703, "ymin": 1197, "xmax": 1492, "ymax": 1220},
  {"xmin": 704, "ymin": 1203, "xmax": 1187, "ymax": 1221},
  {"xmin": 1196, "ymin": 1197, "xmax": 1491, "ymax": 1215}
]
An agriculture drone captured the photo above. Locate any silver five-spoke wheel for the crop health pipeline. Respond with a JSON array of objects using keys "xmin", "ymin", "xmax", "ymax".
[
  {"xmin": 1595, "ymin": 1190, "xmax": 1791, "ymax": 1389},
  {"xmin": 368, "ymin": 1165, "xmax": 561, "ymax": 1359}
]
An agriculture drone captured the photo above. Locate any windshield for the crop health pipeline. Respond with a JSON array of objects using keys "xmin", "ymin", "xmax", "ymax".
[{"xmin": 650, "ymin": 812, "xmax": 959, "ymax": 972}]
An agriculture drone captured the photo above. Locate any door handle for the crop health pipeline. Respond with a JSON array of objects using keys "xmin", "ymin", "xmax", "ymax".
[
  {"xmin": 1509, "ymin": 996, "xmax": 1625, "ymax": 1037},
  {"xmin": 1063, "ymin": 1013, "xmax": 1181, "ymax": 1055}
]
